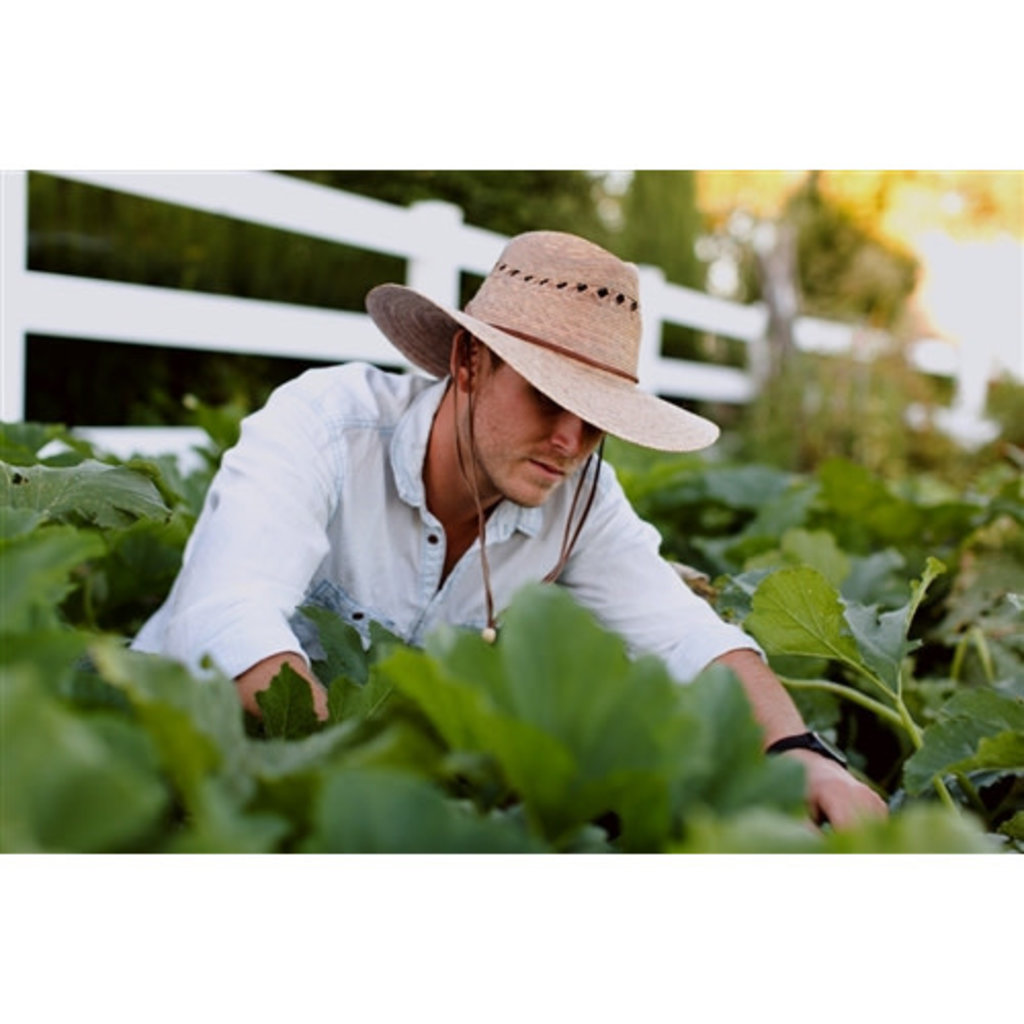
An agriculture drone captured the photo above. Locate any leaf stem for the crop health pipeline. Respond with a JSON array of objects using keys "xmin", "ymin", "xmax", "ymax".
[
  {"xmin": 893, "ymin": 694, "xmax": 924, "ymax": 750},
  {"xmin": 779, "ymin": 676, "xmax": 904, "ymax": 730},
  {"xmin": 970, "ymin": 627, "xmax": 996, "ymax": 685},
  {"xmin": 953, "ymin": 771, "xmax": 988, "ymax": 819},
  {"xmin": 836, "ymin": 654, "xmax": 900, "ymax": 705},
  {"xmin": 933, "ymin": 776, "xmax": 958, "ymax": 812}
]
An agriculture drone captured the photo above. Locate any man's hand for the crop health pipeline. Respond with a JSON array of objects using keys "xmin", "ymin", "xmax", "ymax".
[
  {"xmin": 714, "ymin": 648, "xmax": 888, "ymax": 831},
  {"xmin": 234, "ymin": 651, "xmax": 329, "ymax": 722},
  {"xmin": 785, "ymin": 748, "xmax": 889, "ymax": 830}
]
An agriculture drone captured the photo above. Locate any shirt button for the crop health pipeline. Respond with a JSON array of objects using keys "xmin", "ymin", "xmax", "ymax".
[{"xmin": 427, "ymin": 533, "xmax": 440, "ymax": 545}]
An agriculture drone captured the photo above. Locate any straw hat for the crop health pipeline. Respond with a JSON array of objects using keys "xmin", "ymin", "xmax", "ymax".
[{"xmin": 365, "ymin": 230, "xmax": 719, "ymax": 452}]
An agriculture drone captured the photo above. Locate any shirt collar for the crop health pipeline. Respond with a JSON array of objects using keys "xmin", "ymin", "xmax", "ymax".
[
  {"xmin": 390, "ymin": 376, "xmax": 446, "ymax": 509},
  {"xmin": 389, "ymin": 376, "xmax": 543, "ymax": 539}
]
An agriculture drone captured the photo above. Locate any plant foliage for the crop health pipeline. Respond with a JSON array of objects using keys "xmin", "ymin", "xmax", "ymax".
[{"xmin": 1, "ymin": 418, "xmax": 1019, "ymax": 853}]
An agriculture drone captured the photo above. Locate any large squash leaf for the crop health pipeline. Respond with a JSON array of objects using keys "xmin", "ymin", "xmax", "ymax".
[
  {"xmin": 746, "ymin": 559, "xmax": 945, "ymax": 700},
  {"xmin": 383, "ymin": 585, "xmax": 805, "ymax": 851},
  {"xmin": 0, "ymin": 459, "xmax": 170, "ymax": 528},
  {"xmin": 304, "ymin": 768, "xmax": 545, "ymax": 853},
  {"xmin": 745, "ymin": 567, "xmax": 863, "ymax": 667},
  {"xmin": 903, "ymin": 689, "xmax": 1024, "ymax": 795},
  {"xmin": 1, "ymin": 666, "xmax": 169, "ymax": 852},
  {"xmin": 0, "ymin": 526, "xmax": 104, "ymax": 631}
]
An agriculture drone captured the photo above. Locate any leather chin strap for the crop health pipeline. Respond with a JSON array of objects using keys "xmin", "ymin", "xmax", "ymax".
[
  {"xmin": 540, "ymin": 437, "xmax": 604, "ymax": 585},
  {"xmin": 452, "ymin": 330, "xmax": 604, "ymax": 640}
]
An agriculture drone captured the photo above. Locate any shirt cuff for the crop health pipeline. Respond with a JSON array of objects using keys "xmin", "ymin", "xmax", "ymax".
[{"xmin": 165, "ymin": 601, "xmax": 310, "ymax": 680}]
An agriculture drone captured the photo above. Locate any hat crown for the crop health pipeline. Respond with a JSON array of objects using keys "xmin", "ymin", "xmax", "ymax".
[{"xmin": 464, "ymin": 231, "xmax": 642, "ymax": 380}]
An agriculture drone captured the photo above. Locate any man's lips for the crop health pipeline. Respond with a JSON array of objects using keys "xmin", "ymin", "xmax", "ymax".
[{"xmin": 529, "ymin": 458, "xmax": 568, "ymax": 479}]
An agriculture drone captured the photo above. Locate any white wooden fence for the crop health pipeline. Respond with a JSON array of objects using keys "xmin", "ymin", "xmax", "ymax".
[{"xmin": 0, "ymin": 169, "xmax": 994, "ymax": 465}]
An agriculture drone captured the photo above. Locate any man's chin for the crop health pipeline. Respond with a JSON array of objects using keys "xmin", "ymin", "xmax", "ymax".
[{"xmin": 500, "ymin": 478, "xmax": 562, "ymax": 509}]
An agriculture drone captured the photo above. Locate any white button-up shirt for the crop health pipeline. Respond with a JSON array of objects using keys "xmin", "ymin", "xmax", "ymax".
[{"xmin": 133, "ymin": 363, "xmax": 760, "ymax": 682}]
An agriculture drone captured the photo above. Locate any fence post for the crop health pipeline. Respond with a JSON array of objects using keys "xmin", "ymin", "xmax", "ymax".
[
  {"xmin": 636, "ymin": 264, "xmax": 666, "ymax": 392},
  {"xmin": 405, "ymin": 200, "xmax": 466, "ymax": 307},
  {"xmin": 1, "ymin": 171, "xmax": 28, "ymax": 422},
  {"xmin": 949, "ymin": 341, "xmax": 997, "ymax": 443}
]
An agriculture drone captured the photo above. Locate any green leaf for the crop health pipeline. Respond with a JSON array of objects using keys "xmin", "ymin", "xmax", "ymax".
[
  {"xmin": 841, "ymin": 549, "xmax": 907, "ymax": 607},
  {"xmin": 676, "ymin": 803, "xmax": 998, "ymax": 853},
  {"xmin": 817, "ymin": 458, "xmax": 923, "ymax": 547},
  {"xmin": 248, "ymin": 720, "xmax": 363, "ymax": 780},
  {"xmin": 903, "ymin": 689, "xmax": 1024, "ymax": 794},
  {"xmin": 131, "ymin": 701, "xmax": 222, "ymax": 802},
  {"xmin": 702, "ymin": 464, "xmax": 797, "ymax": 509},
  {"xmin": 0, "ymin": 459, "xmax": 170, "ymax": 528},
  {"xmin": 0, "ymin": 421, "xmax": 91, "ymax": 465},
  {"xmin": 941, "ymin": 688, "xmax": 1024, "ymax": 731},
  {"xmin": 255, "ymin": 663, "xmax": 322, "ymax": 740},
  {"xmin": 0, "ymin": 526, "xmax": 105, "ymax": 631},
  {"xmin": 673, "ymin": 664, "xmax": 807, "ymax": 817},
  {"xmin": 0, "ymin": 629, "xmax": 93, "ymax": 696},
  {"xmin": 780, "ymin": 529, "xmax": 851, "ymax": 587},
  {"xmin": 88, "ymin": 640, "xmax": 253, "ymax": 804},
  {"xmin": 368, "ymin": 619, "xmax": 410, "ymax": 663},
  {"xmin": 299, "ymin": 604, "xmax": 369, "ymax": 685},
  {"xmin": 304, "ymin": 768, "xmax": 545, "ymax": 853},
  {"xmin": 936, "ymin": 536, "xmax": 1024, "ymax": 685},
  {"xmin": 714, "ymin": 568, "xmax": 773, "ymax": 622},
  {"xmin": 91, "ymin": 513, "xmax": 192, "ymax": 621},
  {"xmin": 671, "ymin": 808, "xmax": 823, "ymax": 853},
  {"xmin": 384, "ymin": 644, "xmax": 581, "ymax": 840},
  {"xmin": 745, "ymin": 567, "xmax": 863, "ymax": 667},
  {"xmin": 1, "ymin": 666, "xmax": 169, "ymax": 852},
  {"xmin": 960, "ymin": 731, "xmax": 1024, "ymax": 773},
  {"xmin": 843, "ymin": 556, "xmax": 944, "ymax": 695},
  {"xmin": 741, "ymin": 480, "xmax": 818, "ymax": 538},
  {"xmin": 0, "ymin": 506, "xmax": 45, "ymax": 539},
  {"xmin": 818, "ymin": 805, "xmax": 997, "ymax": 853},
  {"xmin": 998, "ymin": 810, "xmax": 1024, "ymax": 841},
  {"xmin": 744, "ymin": 529, "xmax": 850, "ymax": 589},
  {"xmin": 387, "ymin": 586, "xmax": 806, "ymax": 850},
  {"xmin": 326, "ymin": 670, "xmax": 395, "ymax": 724},
  {"xmin": 166, "ymin": 778, "xmax": 291, "ymax": 854},
  {"xmin": 842, "ymin": 603, "xmax": 916, "ymax": 694}
]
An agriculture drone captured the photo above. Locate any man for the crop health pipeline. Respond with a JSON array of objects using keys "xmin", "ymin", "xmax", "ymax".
[{"xmin": 133, "ymin": 230, "xmax": 887, "ymax": 829}]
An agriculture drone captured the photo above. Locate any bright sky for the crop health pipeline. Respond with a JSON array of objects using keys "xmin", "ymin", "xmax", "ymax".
[{"xmin": 697, "ymin": 170, "xmax": 1024, "ymax": 380}]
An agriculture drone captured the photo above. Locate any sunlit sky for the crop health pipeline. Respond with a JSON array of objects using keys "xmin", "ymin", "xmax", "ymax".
[{"xmin": 695, "ymin": 170, "xmax": 1023, "ymax": 380}]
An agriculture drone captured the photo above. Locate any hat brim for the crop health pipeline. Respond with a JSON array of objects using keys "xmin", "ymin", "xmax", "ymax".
[{"xmin": 366, "ymin": 283, "xmax": 720, "ymax": 453}]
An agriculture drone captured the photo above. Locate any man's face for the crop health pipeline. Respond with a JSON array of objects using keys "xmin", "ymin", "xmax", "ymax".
[{"xmin": 466, "ymin": 353, "xmax": 604, "ymax": 508}]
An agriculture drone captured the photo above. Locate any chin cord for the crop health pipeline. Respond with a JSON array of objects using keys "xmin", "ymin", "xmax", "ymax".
[
  {"xmin": 452, "ymin": 331, "xmax": 604, "ymax": 644},
  {"xmin": 452, "ymin": 350, "xmax": 497, "ymax": 639},
  {"xmin": 541, "ymin": 437, "xmax": 604, "ymax": 585}
]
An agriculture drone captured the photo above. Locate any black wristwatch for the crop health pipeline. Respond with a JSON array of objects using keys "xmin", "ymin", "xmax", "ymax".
[{"xmin": 766, "ymin": 731, "xmax": 848, "ymax": 768}]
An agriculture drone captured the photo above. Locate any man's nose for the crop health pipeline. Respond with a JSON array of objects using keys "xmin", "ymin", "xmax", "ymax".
[{"xmin": 550, "ymin": 411, "xmax": 589, "ymax": 456}]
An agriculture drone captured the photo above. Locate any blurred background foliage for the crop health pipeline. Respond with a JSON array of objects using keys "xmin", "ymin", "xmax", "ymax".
[{"xmin": 24, "ymin": 169, "xmax": 1023, "ymax": 485}]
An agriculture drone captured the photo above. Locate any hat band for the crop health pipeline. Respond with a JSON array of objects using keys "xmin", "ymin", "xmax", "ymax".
[{"xmin": 486, "ymin": 323, "xmax": 639, "ymax": 384}]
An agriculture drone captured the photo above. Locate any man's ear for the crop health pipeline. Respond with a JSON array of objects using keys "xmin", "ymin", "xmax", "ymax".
[{"xmin": 449, "ymin": 329, "xmax": 478, "ymax": 392}]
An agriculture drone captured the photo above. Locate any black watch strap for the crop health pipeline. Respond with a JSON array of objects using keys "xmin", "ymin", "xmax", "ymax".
[{"xmin": 766, "ymin": 731, "xmax": 848, "ymax": 768}]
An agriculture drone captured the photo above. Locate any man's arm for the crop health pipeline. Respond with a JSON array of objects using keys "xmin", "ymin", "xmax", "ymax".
[
  {"xmin": 235, "ymin": 651, "xmax": 329, "ymax": 722},
  {"xmin": 715, "ymin": 648, "xmax": 888, "ymax": 830}
]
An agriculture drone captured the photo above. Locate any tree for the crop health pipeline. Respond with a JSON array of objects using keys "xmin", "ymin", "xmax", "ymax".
[
  {"xmin": 784, "ymin": 171, "xmax": 918, "ymax": 329},
  {"xmin": 613, "ymin": 171, "xmax": 702, "ymax": 289}
]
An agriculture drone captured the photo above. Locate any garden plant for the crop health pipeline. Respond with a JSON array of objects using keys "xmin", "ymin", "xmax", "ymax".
[{"xmin": 2, "ymin": 409, "xmax": 1021, "ymax": 853}]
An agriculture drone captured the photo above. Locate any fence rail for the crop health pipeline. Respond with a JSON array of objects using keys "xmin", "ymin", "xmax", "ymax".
[{"xmin": 1, "ymin": 169, "xmax": 993, "ymax": 465}]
